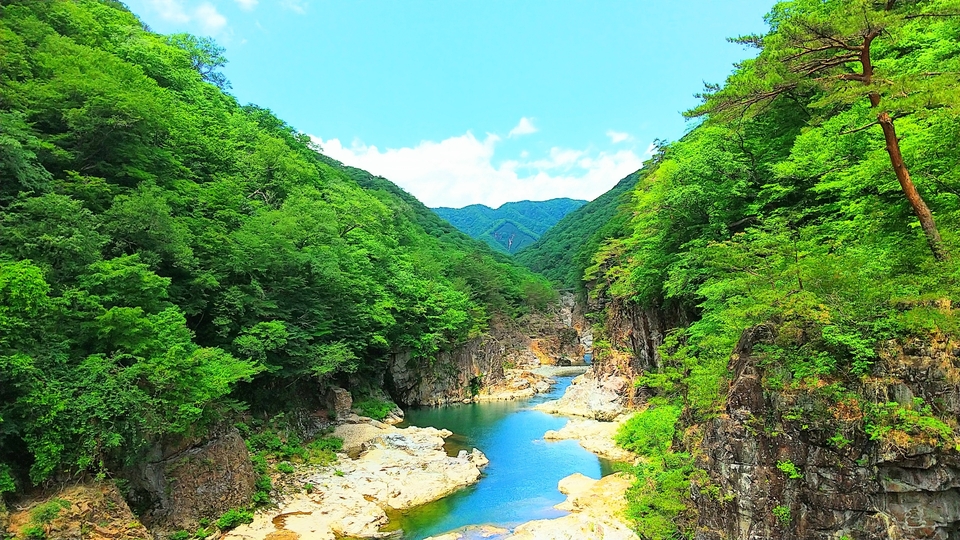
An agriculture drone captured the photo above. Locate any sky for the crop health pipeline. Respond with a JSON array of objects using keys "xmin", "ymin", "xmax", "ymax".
[{"xmin": 124, "ymin": 0, "xmax": 773, "ymax": 208}]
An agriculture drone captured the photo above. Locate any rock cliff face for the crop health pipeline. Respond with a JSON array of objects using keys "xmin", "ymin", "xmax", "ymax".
[
  {"xmin": 387, "ymin": 304, "xmax": 587, "ymax": 406},
  {"xmin": 597, "ymin": 296, "xmax": 690, "ymax": 373},
  {"xmin": 126, "ymin": 425, "xmax": 255, "ymax": 530},
  {"xmin": 693, "ymin": 326, "xmax": 960, "ymax": 540}
]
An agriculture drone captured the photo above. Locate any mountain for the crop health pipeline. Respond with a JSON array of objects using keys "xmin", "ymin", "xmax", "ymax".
[
  {"xmin": 0, "ymin": 0, "xmax": 554, "ymax": 494},
  {"xmin": 513, "ymin": 172, "xmax": 641, "ymax": 289},
  {"xmin": 433, "ymin": 198, "xmax": 587, "ymax": 254}
]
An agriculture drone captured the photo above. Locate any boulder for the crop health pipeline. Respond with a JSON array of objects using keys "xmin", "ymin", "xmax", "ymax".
[{"xmin": 326, "ymin": 387, "xmax": 354, "ymax": 419}]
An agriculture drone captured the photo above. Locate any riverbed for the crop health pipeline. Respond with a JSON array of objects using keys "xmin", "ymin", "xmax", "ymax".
[{"xmin": 385, "ymin": 375, "xmax": 619, "ymax": 540}]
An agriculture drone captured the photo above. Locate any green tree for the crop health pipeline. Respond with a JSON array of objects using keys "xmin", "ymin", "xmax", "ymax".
[{"xmin": 691, "ymin": 0, "xmax": 960, "ymax": 260}]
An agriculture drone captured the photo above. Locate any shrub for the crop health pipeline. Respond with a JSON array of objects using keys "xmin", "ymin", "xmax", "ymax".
[
  {"xmin": 353, "ymin": 399, "xmax": 395, "ymax": 421},
  {"xmin": 168, "ymin": 531, "xmax": 190, "ymax": 540},
  {"xmin": 216, "ymin": 508, "xmax": 253, "ymax": 531},
  {"xmin": 615, "ymin": 406, "xmax": 680, "ymax": 455},
  {"xmin": 276, "ymin": 462, "xmax": 294, "ymax": 474},
  {"xmin": 23, "ymin": 524, "xmax": 46, "ymax": 540},
  {"xmin": 29, "ymin": 499, "xmax": 70, "ymax": 524},
  {"xmin": 776, "ymin": 460, "xmax": 802, "ymax": 480},
  {"xmin": 772, "ymin": 505, "xmax": 791, "ymax": 525}
]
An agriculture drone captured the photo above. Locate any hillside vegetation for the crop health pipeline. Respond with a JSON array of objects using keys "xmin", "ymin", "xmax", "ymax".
[
  {"xmin": 546, "ymin": 0, "xmax": 960, "ymax": 536},
  {"xmin": 433, "ymin": 198, "xmax": 586, "ymax": 254},
  {"xmin": 514, "ymin": 171, "xmax": 641, "ymax": 289},
  {"xmin": 0, "ymin": 0, "xmax": 553, "ymax": 497}
]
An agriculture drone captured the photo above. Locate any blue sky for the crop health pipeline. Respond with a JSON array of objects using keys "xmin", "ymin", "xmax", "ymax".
[{"xmin": 125, "ymin": 0, "xmax": 773, "ymax": 208}]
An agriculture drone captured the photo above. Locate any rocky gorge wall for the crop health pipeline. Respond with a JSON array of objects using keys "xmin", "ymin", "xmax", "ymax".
[
  {"xmin": 693, "ymin": 326, "xmax": 960, "ymax": 540},
  {"xmin": 386, "ymin": 301, "xmax": 587, "ymax": 406}
]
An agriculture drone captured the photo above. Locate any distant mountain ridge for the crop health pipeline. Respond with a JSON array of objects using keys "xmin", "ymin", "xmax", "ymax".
[
  {"xmin": 433, "ymin": 198, "xmax": 587, "ymax": 254},
  {"xmin": 514, "ymin": 171, "xmax": 643, "ymax": 289}
]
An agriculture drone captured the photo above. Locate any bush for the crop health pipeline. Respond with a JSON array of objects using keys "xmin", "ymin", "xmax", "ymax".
[
  {"xmin": 29, "ymin": 499, "xmax": 70, "ymax": 525},
  {"xmin": 776, "ymin": 460, "xmax": 802, "ymax": 480},
  {"xmin": 353, "ymin": 399, "xmax": 395, "ymax": 421},
  {"xmin": 23, "ymin": 524, "xmax": 46, "ymax": 540},
  {"xmin": 772, "ymin": 505, "xmax": 791, "ymax": 525},
  {"xmin": 615, "ymin": 406, "xmax": 680, "ymax": 455},
  {"xmin": 168, "ymin": 531, "xmax": 190, "ymax": 540},
  {"xmin": 216, "ymin": 508, "xmax": 253, "ymax": 531},
  {"xmin": 276, "ymin": 462, "xmax": 294, "ymax": 474}
]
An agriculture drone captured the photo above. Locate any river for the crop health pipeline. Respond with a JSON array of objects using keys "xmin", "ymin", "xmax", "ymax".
[{"xmin": 385, "ymin": 374, "xmax": 619, "ymax": 540}]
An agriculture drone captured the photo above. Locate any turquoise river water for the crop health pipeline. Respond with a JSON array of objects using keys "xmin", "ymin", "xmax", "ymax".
[{"xmin": 386, "ymin": 375, "xmax": 619, "ymax": 540}]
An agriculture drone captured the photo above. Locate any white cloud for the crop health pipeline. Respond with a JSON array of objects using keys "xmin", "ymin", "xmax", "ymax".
[
  {"xmin": 311, "ymin": 132, "xmax": 645, "ymax": 208},
  {"xmin": 147, "ymin": 0, "xmax": 190, "ymax": 23},
  {"xmin": 195, "ymin": 3, "xmax": 227, "ymax": 34},
  {"xmin": 145, "ymin": 0, "xmax": 230, "ymax": 35},
  {"xmin": 607, "ymin": 130, "xmax": 630, "ymax": 143},
  {"xmin": 281, "ymin": 0, "xmax": 307, "ymax": 13},
  {"xmin": 234, "ymin": 0, "xmax": 258, "ymax": 10},
  {"xmin": 507, "ymin": 117, "xmax": 538, "ymax": 138}
]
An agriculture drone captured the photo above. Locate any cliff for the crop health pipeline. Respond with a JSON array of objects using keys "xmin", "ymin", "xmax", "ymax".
[{"xmin": 693, "ymin": 326, "xmax": 960, "ymax": 540}]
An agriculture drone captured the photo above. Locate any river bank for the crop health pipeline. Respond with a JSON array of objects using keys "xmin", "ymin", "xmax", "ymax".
[{"xmin": 225, "ymin": 366, "xmax": 635, "ymax": 540}]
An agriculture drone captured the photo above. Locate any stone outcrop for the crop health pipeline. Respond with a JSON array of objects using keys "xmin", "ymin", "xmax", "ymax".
[
  {"xmin": 224, "ymin": 417, "xmax": 488, "ymax": 540},
  {"xmin": 535, "ymin": 368, "xmax": 629, "ymax": 421},
  {"xmin": 544, "ymin": 416, "xmax": 637, "ymax": 463},
  {"xmin": 125, "ymin": 425, "xmax": 256, "ymax": 530},
  {"xmin": 387, "ymin": 300, "xmax": 591, "ymax": 405},
  {"xmin": 598, "ymin": 297, "xmax": 689, "ymax": 374},
  {"xmin": 694, "ymin": 327, "xmax": 960, "ymax": 540},
  {"xmin": 472, "ymin": 369, "xmax": 554, "ymax": 402},
  {"xmin": 6, "ymin": 482, "xmax": 150, "ymax": 540},
  {"xmin": 325, "ymin": 387, "xmax": 353, "ymax": 420}
]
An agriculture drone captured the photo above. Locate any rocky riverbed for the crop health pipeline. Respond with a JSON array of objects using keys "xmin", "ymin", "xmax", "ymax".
[
  {"xmin": 223, "ymin": 417, "xmax": 488, "ymax": 540},
  {"xmin": 423, "ymin": 472, "xmax": 639, "ymax": 540}
]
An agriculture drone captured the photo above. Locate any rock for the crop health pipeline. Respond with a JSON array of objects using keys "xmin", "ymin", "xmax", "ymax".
[
  {"xmin": 225, "ymin": 423, "xmax": 487, "ymax": 540},
  {"xmin": 504, "ymin": 473, "xmax": 638, "ymax": 540},
  {"xmin": 326, "ymin": 387, "xmax": 353, "ymax": 420},
  {"xmin": 535, "ymin": 368, "xmax": 628, "ymax": 421},
  {"xmin": 473, "ymin": 369, "xmax": 556, "ymax": 402},
  {"xmin": 693, "ymin": 327, "xmax": 960, "ymax": 540},
  {"xmin": 125, "ymin": 425, "xmax": 255, "ymax": 530},
  {"xmin": 542, "ymin": 416, "xmax": 637, "ymax": 462},
  {"xmin": 6, "ymin": 482, "xmax": 150, "ymax": 540}
]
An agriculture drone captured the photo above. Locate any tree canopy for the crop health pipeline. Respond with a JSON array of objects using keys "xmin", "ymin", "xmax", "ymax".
[{"xmin": 0, "ymin": 0, "xmax": 554, "ymax": 493}]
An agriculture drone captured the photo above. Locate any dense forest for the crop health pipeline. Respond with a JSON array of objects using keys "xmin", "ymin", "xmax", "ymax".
[
  {"xmin": 432, "ymin": 198, "xmax": 586, "ymax": 254},
  {"xmin": 514, "ymin": 172, "xmax": 640, "ymax": 289},
  {"xmin": 519, "ymin": 0, "xmax": 960, "ymax": 536},
  {"xmin": 0, "ymin": 0, "xmax": 554, "ymax": 497}
]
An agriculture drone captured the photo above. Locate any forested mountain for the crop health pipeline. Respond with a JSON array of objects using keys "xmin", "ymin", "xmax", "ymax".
[
  {"xmin": 432, "ymin": 198, "xmax": 586, "ymax": 254},
  {"xmin": 560, "ymin": 0, "xmax": 960, "ymax": 536},
  {"xmin": 514, "ymin": 172, "xmax": 640, "ymax": 289},
  {"xmin": 0, "ymin": 0, "xmax": 553, "ymax": 496}
]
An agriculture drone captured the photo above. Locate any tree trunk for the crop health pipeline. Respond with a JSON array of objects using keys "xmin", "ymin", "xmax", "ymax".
[{"xmin": 869, "ymin": 94, "xmax": 949, "ymax": 261}]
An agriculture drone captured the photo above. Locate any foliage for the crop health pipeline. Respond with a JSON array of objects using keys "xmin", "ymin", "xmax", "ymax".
[
  {"xmin": 434, "ymin": 198, "xmax": 587, "ymax": 254},
  {"xmin": 0, "ymin": 0, "xmax": 554, "ymax": 490},
  {"xmin": 615, "ymin": 406, "xmax": 680, "ymax": 456},
  {"xmin": 216, "ymin": 508, "xmax": 253, "ymax": 531},
  {"xmin": 29, "ymin": 499, "xmax": 70, "ymax": 525},
  {"xmin": 275, "ymin": 462, "xmax": 294, "ymax": 474},
  {"xmin": 516, "ymin": 172, "xmax": 642, "ymax": 289},
  {"xmin": 772, "ymin": 505, "xmax": 791, "ymax": 525},
  {"xmin": 776, "ymin": 460, "xmax": 802, "ymax": 480},
  {"xmin": 352, "ymin": 399, "xmax": 396, "ymax": 421},
  {"xmin": 615, "ymin": 406, "xmax": 694, "ymax": 539}
]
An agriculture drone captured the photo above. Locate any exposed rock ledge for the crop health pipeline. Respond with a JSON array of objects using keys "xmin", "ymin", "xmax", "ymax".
[
  {"xmin": 544, "ymin": 416, "xmax": 636, "ymax": 463},
  {"xmin": 534, "ymin": 369, "xmax": 628, "ymax": 421},
  {"xmin": 224, "ymin": 417, "xmax": 488, "ymax": 540},
  {"xmin": 425, "ymin": 472, "xmax": 639, "ymax": 540}
]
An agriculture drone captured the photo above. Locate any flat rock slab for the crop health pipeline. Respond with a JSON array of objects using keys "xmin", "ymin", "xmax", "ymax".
[{"xmin": 544, "ymin": 416, "xmax": 637, "ymax": 463}]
